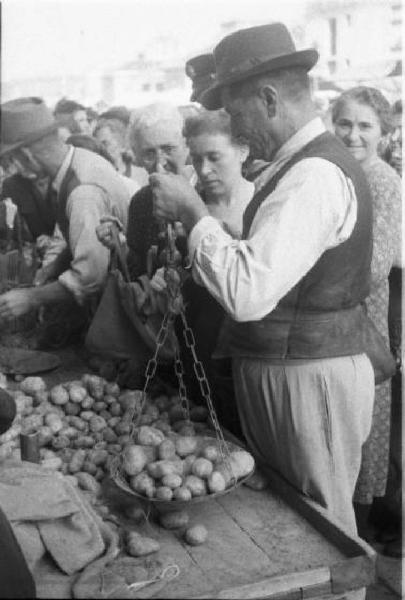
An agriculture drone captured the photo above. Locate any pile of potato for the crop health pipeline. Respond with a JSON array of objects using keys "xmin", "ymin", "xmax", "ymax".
[
  {"xmin": 121, "ymin": 429, "xmax": 255, "ymax": 502},
  {"xmin": 0, "ymin": 374, "xmax": 211, "ymax": 485}
]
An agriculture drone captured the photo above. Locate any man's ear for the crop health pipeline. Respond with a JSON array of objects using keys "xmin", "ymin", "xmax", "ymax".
[{"xmin": 258, "ymin": 84, "xmax": 277, "ymax": 119}]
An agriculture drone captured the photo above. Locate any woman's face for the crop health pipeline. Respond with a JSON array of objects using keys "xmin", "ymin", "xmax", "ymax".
[
  {"xmin": 334, "ymin": 99, "xmax": 382, "ymax": 166},
  {"xmin": 187, "ymin": 132, "xmax": 248, "ymax": 197}
]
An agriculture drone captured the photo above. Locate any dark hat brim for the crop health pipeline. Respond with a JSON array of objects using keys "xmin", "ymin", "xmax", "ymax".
[
  {"xmin": 0, "ymin": 122, "xmax": 59, "ymax": 158},
  {"xmin": 201, "ymin": 48, "xmax": 319, "ymax": 110}
]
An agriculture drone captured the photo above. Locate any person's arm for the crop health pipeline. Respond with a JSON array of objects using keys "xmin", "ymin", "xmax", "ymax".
[
  {"xmin": 187, "ymin": 158, "xmax": 357, "ymax": 322},
  {"xmin": 57, "ymin": 184, "xmax": 112, "ymax": 303}
]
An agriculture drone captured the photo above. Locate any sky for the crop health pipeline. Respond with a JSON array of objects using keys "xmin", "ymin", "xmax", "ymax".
[{"xmin": 1, "ymin": 0, "xmax": 310, "ymax": 82}]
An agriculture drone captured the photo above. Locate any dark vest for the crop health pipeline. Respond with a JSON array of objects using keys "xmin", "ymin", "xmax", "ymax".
[{"xmin": 224, "ymin": 131, "xmax": 374, "ymax": 360}]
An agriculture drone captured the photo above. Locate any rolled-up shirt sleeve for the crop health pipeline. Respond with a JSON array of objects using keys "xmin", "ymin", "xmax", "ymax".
[
  {"xmin": 58, "ymin": 185, "xmax": 111, "ymax": 303},
  {"xmin": 188, "ymin": 158, "xmax": 357, "ymax": 322}
]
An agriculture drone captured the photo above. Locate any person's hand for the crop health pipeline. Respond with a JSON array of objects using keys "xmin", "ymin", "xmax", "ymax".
[
  {"xmin": 150, "ymin": 267, "xmax": 167, "ymax": 293},
  {"xmin": 0, "ymin": 288, "xmax": 36, "ymax": 320},
  {"xmin": 149, "ymin": 173, "xmax": 208, "ymax": 232},
  {"xmin": 34, "ymin": 265, "xmax": 54, "ymax": 286},
  {"xmin": 96, "ymin": 216, "xmax": 126, "ymax": 249}
]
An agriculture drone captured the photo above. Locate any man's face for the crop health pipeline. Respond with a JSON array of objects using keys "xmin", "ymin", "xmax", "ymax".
[
  {"xmin": 222, "ymin": 83, "xmax": 279, "ymax": 162},
  {"xmin": 1, "ymin": 147, "xmax": 47, "ymax": 181},
  {"xmin": 72, "ymin": 110, "xmax": 91, "ymax": 135},
  {"xmin": 135, "ymin": 121, "xmax": 187, "ymax": 175}
]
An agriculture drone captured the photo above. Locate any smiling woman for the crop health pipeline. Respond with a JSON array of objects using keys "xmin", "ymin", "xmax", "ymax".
[{"xmin": 332, "ymin": 86, "xmax": 402, "ymax": 538}]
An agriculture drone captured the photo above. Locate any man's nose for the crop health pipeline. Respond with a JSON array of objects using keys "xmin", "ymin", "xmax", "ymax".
[{"xmin": 200, "ymin": 158, "xmax": 212, "ymax": 177}]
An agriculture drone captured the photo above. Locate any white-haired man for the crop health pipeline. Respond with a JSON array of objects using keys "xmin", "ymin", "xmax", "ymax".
[{"xmin": 97, "ymin": 102, "xmax": 193, "ymax": 278}]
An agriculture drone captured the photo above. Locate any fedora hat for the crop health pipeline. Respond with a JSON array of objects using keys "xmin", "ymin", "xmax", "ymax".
[
  {"xmin": 0, "ymin": 97, "xmax": 58, "ymax": 157},
  {"xmin": 201, "ymin": 22, "xmax": 319, "ymax": 110},
  {"xmin": 185, "ymin": 53, "xmax": 216, "ymax": 102}
]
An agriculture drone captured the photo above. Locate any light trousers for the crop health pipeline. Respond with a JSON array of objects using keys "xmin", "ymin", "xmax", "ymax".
[
  {"xmin": 232, "ymin": 354, "xmax": 375, "ymax": 600},
  {"xmin": 232, "ymin": 354, "xmax": 375, "ymax": 535}
]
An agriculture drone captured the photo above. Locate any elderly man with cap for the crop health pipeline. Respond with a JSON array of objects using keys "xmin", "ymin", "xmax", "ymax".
[
  {"xmin": 151, "ymin": 22, "xmax": 387, "ymax": 559},
  {"xmin": 0, "ymin": 97, "xmax": 129, "ymax": 323}
]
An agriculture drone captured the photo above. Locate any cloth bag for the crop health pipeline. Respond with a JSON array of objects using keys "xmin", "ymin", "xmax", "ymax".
[{"xmin": 85, "ymin": 237, "xmax": 176, "ymax": 363}]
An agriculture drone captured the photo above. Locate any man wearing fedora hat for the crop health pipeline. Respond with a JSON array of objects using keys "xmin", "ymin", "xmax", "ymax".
[
  {"xmin": 0, "ymin": 97, "xmax": 129, "ymax": 323},
  {"xmin": 151, "ymin": 22, "xmax": 377, "ymax": 556},
  {"xmin": 185, "ymin": 53, "xmax": 217, "ymax": 104}
]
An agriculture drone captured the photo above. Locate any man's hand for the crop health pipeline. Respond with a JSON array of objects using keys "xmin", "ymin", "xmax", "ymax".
[
  {"xmin": 149, "ymin": 173, "xmax": 209, "ymax": 232},
  {"xmin": 0, "ymin": 288, "xmax": 37, "ymax": 320},
  {"xmin": 96, "ymin": 216, "xmax": 126, "ymax": 250}
]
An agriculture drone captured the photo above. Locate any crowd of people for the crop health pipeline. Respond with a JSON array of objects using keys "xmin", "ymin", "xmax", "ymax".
[{"xmin": 0, "ymin": 21, "xmax": 402, "ymax": 599}]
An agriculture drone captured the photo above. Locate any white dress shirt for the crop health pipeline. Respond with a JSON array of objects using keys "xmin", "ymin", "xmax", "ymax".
[{"xmin": 188, "ymin": 118, "xmax": 358, "ymax": 322}]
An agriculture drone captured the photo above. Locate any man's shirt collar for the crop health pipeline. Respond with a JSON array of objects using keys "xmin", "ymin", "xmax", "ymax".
[{"xmin": 52, "ymin": 145, "xmax": 74, "ymax": 193}]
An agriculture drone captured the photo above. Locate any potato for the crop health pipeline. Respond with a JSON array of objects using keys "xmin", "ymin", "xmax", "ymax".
[
  {"xmin": 80, "ymin": 396, "xmax": 95, "ymax": 411},
  {"xmin": 189, "ymin": 406, "xmax": 208, "ymax": 422},
  {"xmin": 32, "ymin": 390, "xmax": 48, "ymax": 407},
  {"xmin": 64, "ymin": 402, "xmax": 81, "ymax": 416},
  {"xmin": 50, "ymin": 385, "xmax": 69, "ymax": 406},
  {"xmin": 153, "ymin": 420, "xmax": 172, "ymax": 435},
  {"xmin": 75, "ymin": 472, "xmax": 101, "ymax": 495},
  {"xmin": 82, "ymin": 460, "xmax": 98, "ymax": 476},
  {"xmin": 38, "ymin": 425, "xmax": 53, "ymax": 446},
  {"xmin": 109, "ymin": 403, "xmax": 122, "ymax": 417},
  {"xmin": 162, "ymin": 473, "xmax": 183, "ymax": 489},
  {"xmin": 118, "ymin": 390, "xmax": 144, "ymax": 413},
  {"xmin": 94, "ymin": 467, "xmax": 105, "ymax": 481},
  {"xmin": 89, "ymin": 415, "xmax": 107, "ymax": 433},
  {"xmin": 192, "ymin": 458, "xmax": 213, "ymax": 479},
  {"xmin": 117, "ymin": 434, "xmax": 132, "ymax": 448},
  {"xmin": 103, "ymin": 427, "xmax": 118, "ymax": 443},
  {"xmin": 207, "ymin": 471, "xmax": 227, "ymax": 494},
  {"xmin": 144, "ymin": 403, "xmax": 160, "ymax": 420},
  {"xmin": 177, "ymin": 424, "xmax": 196, "ymax": 437},
  {"xmin": 104, "ymin": 382, "xmax": 120, "ymax": 397},
  {"xmin": 125, "ymin": 506, "xmax": 146, "ymax": 523},
  {"xmin": 68, "ymin": 449, "xmax": 87, "ymax": 473},
  {"xmin": 93, "ymin": 401, "xmax": 107, "ymax": 413},
  {"xmin": 123, "ymin": 445, "xmax": 149, "ymax": 476},
  {"xmin": 175, "ymin": 436, "xmax": 197, "ymax": 458},
  {"xmin": 67, "ymin": 416, "xmax": 87, "ymax": 431},
  {"xmin": 44, "ymin": 413, "xmax": 64, "ymax": 434},
  {"xmin": 169, "ymin": 405, "xmax": 185, "ymax": 424},
  {"xmin": 155, "ymin": 486, "xmax": 173, "ymax": 501},
  {"xmin": 201, "ymin": 445, "xmax": 219, "ymax": 462},
  {"xmin": 159, "ymin": 510, "xmax": 189, "ymax": 530},
  {"xmin": 87, "ymin": 449, "xmax": 109, "ymax": 466},
  {"xmin": 153, "ymin": 395, "xmax": 170, "ymax": 413},
  {"xmin": 136, "ymin": 426, "xmax": 165, "ymax": 447},
  {"xmin": 69, "ymin": 385, "xmax": 87, "ymax": 404},
  {"xmin": 184, "ymin": 475, "xmax": 206, "ymax": 497},
  {"xmin": 58, "ymin": 447, "xmax": 75, "ymax": 463},
  {"xmin": 114, "ymin": 422, "xmax": 132, "ymax": 436},
  {"xmin": 138, "ymin": 414, "xmax": 154, "ymax": 426},
  {"xmin": 20, "ymin": 376, "xmax": 46, "ymax": 396},
  {"xmin": 126, "ymin": 533, "xmax": 160, "ymax": 557},
  {"xmin": 147, "ymin": 460, "xmax": 183, "ymax": 480},
  {"xmin": 173, "ymin": 487, "xmax": 192, "ymax": 502},
  {"xmin": 52, "ymin": 435, "xmax": 70, "ymax": 450},
  {"xmin": 83, "ymin": 375, "xmax": 105, "ymax": 401},
  {"xmin": 184, "ymin": 524, "xmax": 208, "ymax": 546},
  {"xmin": 41, "ymin": 457, "xmax": 63, "ymax": 471},
  {"xmin": 229, "ymin": 450, "xmax": 255, "ymax": 478},
  {"xmin": 71, "ymin": 436, "xmax": 90, "ymax": 449},
  {"xmin": 129, "ymin": 472, "xmax": 155, "ymax": 497},
  {"xmin": 107, "ymin": 443, "xmax": 121, "ymax": 454},
  {"xmin": 59, "ymin": 426, "xmax": 79, "ymax": 440},
  {"xmin": 182, "ymin": 454, "xmax": 196, "ymax": 476},
  {"xmin": 158, "ymin": 439, "xmax": 176, "ymax": 460},
  {"xmin": 80, "ymin": 411, "xmax": 94, "ymax": 422}
]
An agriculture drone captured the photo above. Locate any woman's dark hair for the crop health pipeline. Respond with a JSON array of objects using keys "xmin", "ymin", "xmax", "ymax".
[
  {"xmin": 392, "ymin": 99, "xmax": 402, "ymax": 115},
  {"xmin": 66, "ymin": 134, "xmax": 115, "ymax": 166},
  {"xmin": 331, "ymin": 86, "xmax": 393, "ymax": 136},
  {"xmin": 183, "ymin": 109, "xmax": 243, "ymax": 145}
]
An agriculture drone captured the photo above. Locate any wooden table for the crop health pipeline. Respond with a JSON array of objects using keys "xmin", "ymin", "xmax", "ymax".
[{"xmin": 34, "ymin": 348, "xmax": 376, "ymax": 599}]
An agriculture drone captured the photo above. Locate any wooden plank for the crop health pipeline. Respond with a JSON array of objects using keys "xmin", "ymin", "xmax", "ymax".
[
  {"xmin": 190, "ymin": 566, "xmax": 331, "ymax": 599},
  {"xmin": 216, "ymin": 486, "xmax": 344, "ymax": 575}
]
